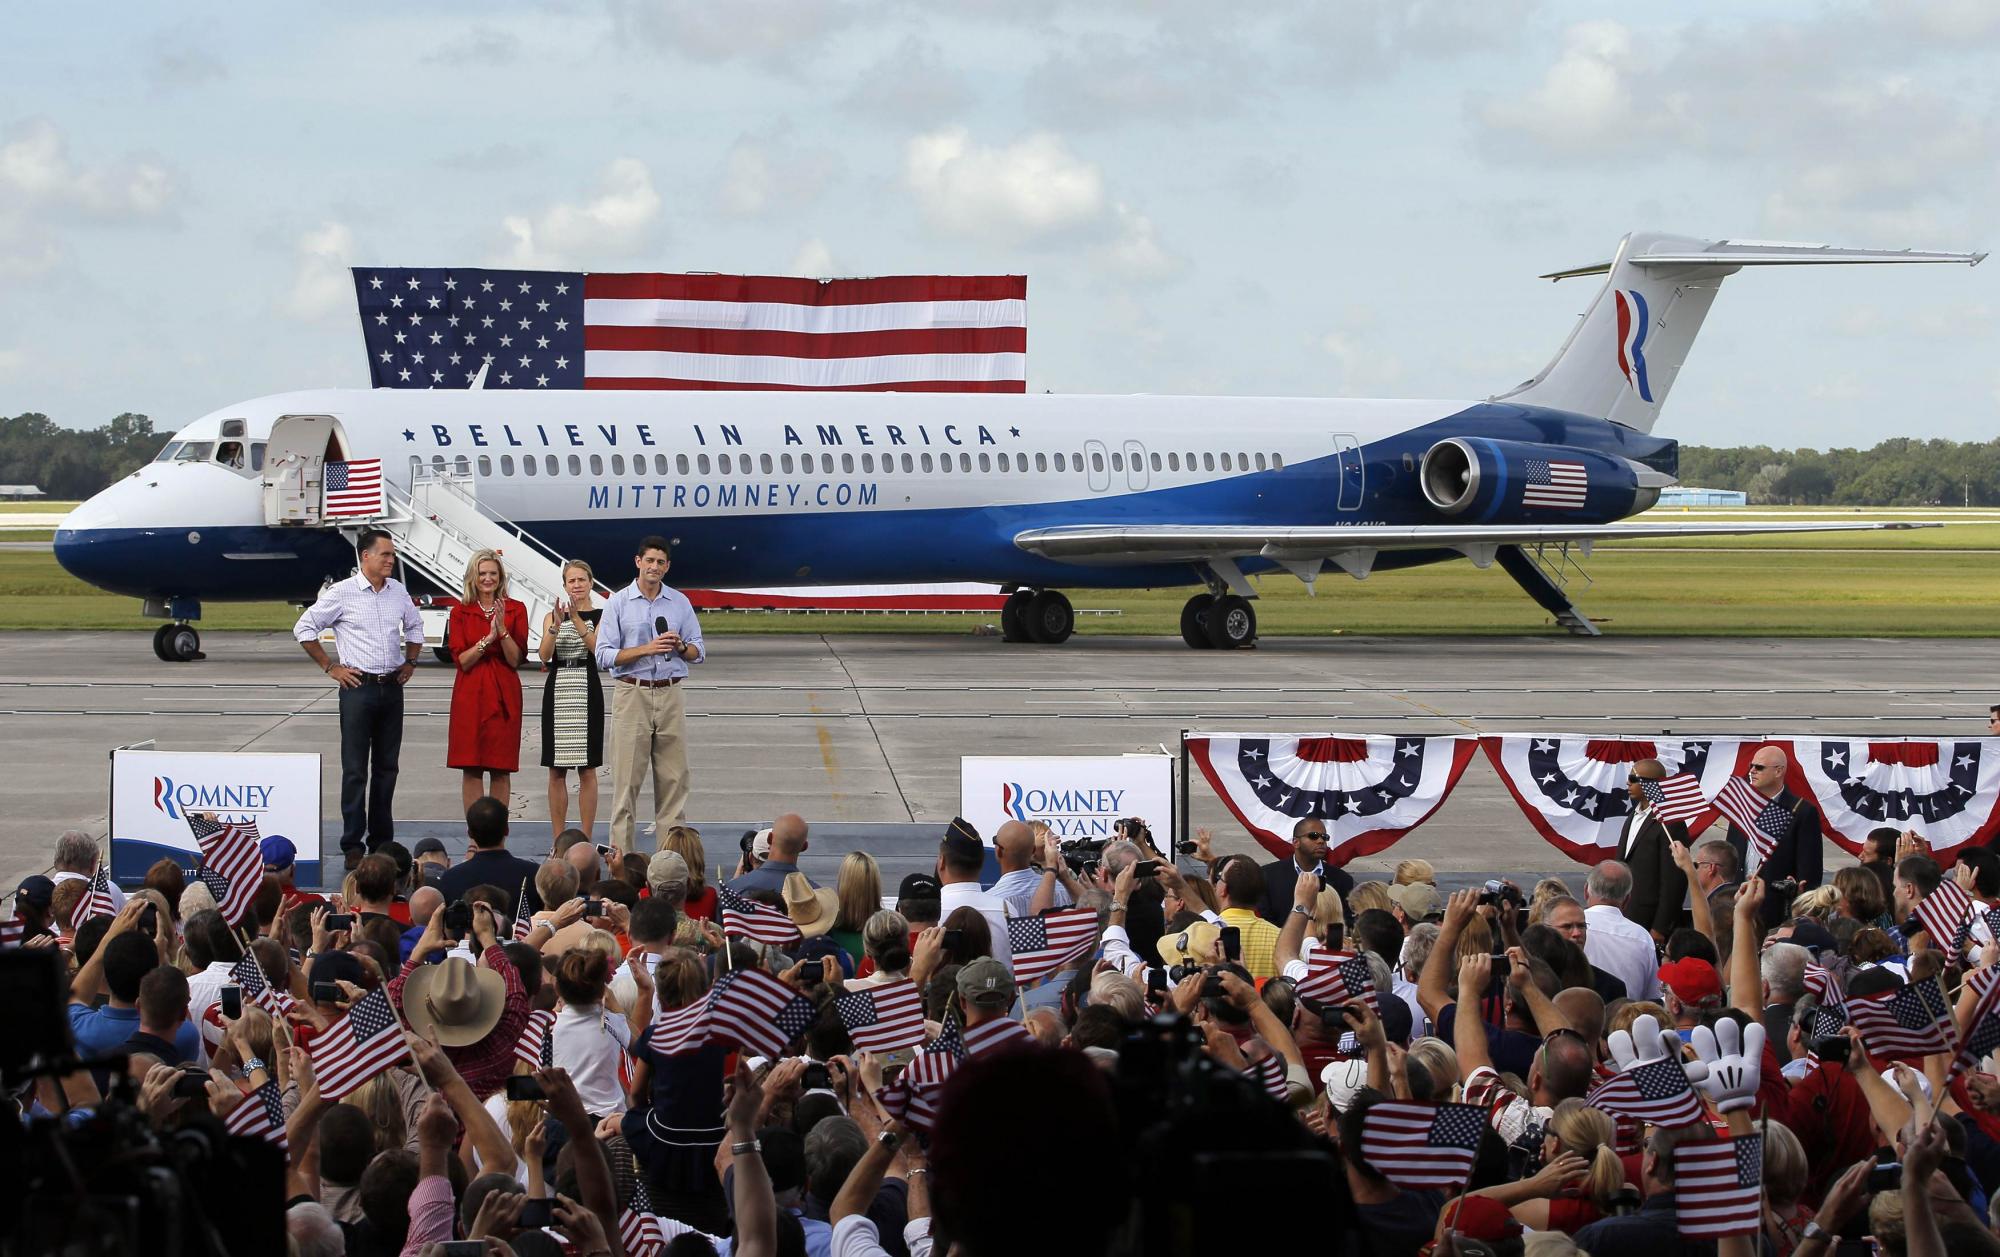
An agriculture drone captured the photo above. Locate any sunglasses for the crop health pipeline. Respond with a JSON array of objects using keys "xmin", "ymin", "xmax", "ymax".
[{"xmin": 1299, "ymin": 831, "xmax": 1329, "ymax": 840}]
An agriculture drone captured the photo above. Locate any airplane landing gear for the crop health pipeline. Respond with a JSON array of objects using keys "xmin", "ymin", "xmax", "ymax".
[
  {"xmin": 154, "ymin": 623, "xmax": 204, "ymax": 662},
  {"xmin": 1180, "ymin": 594, "xmax": 1214, "ymax": 649},
  {"xmin": 1181, "ymin": 592, "xmax": 1257, "ymax": 649},
  {"xmin": 1000, "ymin": 589, "xmax": 1033, "ymax": 642},
  {"xmin": 1025, "ymin": 590, "xmax": 1074, "ymax": 644}
]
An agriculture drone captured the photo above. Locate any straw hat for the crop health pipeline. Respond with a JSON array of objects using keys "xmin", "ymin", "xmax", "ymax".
[
  {"xmin": 783, "ymin": 872, "xmax": 839, "ymax": 938},
  {"xmin": 401, "ymin": 955, "xmax": 507, "ymax": 1046}
]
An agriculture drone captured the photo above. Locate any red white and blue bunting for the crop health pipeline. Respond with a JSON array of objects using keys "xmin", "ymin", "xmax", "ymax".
[
  {"xmin": 1479, "ymin": 736, "xmax": 1756, "ymax": 864},
  {"xmin": 1187, "ymin": 733, "xmax": 1478, "ymax": 860},
  {"xmin": 1785, "ymin": 738, "xmax": 2000, "ymax": 856}
]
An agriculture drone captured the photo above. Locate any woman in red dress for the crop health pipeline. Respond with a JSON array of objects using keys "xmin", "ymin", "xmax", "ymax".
[{"xmin": 448, "ymin": 549, "xmax": 527, "ymax": 810}]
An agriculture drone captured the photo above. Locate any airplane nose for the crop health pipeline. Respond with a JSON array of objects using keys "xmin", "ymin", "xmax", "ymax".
[{"xmin": 55, "ymin": 483, "xmax": 141, "ymax": 593}]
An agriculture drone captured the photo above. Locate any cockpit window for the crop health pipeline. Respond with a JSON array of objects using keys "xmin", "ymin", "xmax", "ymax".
[
  {"xmin": 173, "ymin": 442, "xmax": 213, "ymax": 462},
  {"xmin": 154, "ymin": 442, "xmax": 183, "ymax": 462},
  {"xmin": 216, "ymin": 441, "xmax": 246, "ymax": 470},
  {"xmin": 250, "ymin": 442, "xmax": 266, "ymax": 471}
]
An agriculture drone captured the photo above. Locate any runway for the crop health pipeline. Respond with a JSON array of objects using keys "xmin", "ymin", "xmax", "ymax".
[{"xmin": 1, "ymin": 630, "xmax": 1992, "ymax": 894}]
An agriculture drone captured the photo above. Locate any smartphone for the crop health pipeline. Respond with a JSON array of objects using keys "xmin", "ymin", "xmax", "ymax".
[
  {"xmin": 1490, "ymin": 952, "xmax": 1513, "ymax": 978},
  {"xmin": 1134, "ymin": 860, "xmax": 1162, "ymax": 879},
  {"xmin": 1146, "ymin": 965, "xmax": 1169, "ymax": 997},
  {"xmin": 138, "ymin": 905, "xmax": 158, "ymax": 936},
  {"xmin": 941, "ymin": 928, "xmax": 965, "ymax": 952},
  {"xmin": 322, "ymin": 913, "xmax": 354, "ymax": 932},
  {"xmin": 220, "ymin": 984, "xmax": 243, "ymax": 1020},
  {"xmin": 1325, "ymin": 923, "xmax": 1345, "ymax": 950},
  {"xmin": 581, "ymin": 899, "xmax": 604, "ymax": 917},
  {"xmin": 1218, "ymin": 926, "xmax": 1242, "ymax": 963},
  {"xmin": 595, "ymin": 844, "xmax": 617, "ymax": 860},
  {"xmin": 312, "ymin": 982, "xmax": 342, "ymax": 1003},
  {"xmin": 799, "ymin": 964, "xmax": 822, "ymax": 987},
  {"xmin": 172, "ymin": 1071, "xmax": 209, "ymax": 1099},
  {"xmin": 504, "ymin": 1075, "xmax": 547, "ymax": 1102},
  {"xmin": 1867, "ymin": 1162, "xmax": 1902, "ymax": 1193},
  {"xmin": 517, "ymin": 1199, "xmax": 554, "ymax": 1230}
]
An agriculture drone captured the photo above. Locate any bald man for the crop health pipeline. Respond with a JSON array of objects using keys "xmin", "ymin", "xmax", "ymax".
[
  {"xmin": 1617, "ymin": 758, "xmax": 1693, "ymax": 941},
  {"xmin": 726, "ymin": 812, "xmax": 815, "ymax": 894},
  {"xmin": 1726, "ymin": 745, "xmax": 1822, "ymax": 925},
  {"xmin": 992, "ymin": 820, "xmax": 1072, "ymax": 917}
]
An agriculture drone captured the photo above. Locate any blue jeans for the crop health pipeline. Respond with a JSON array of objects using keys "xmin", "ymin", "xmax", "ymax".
[{"xmin": 338, "ymin": 679, "xmax": 404, "ymax": 853}]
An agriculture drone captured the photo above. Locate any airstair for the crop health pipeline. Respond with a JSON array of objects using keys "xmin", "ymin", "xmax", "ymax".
[{"xmin": 331, "ymin": 466, "xmax": 604, "ymax": 654}]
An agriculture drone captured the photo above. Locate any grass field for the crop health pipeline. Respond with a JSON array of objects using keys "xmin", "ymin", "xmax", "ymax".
[{"xmin": 5, "ymin": 506, "xmax": 1993, "ymax": 634}]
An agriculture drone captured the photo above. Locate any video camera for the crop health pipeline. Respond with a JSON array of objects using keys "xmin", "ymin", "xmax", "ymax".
[
  {"xmin": 1058, "ymin": 836, "xmax": 1109, "ymax": 877},
  {"xmin": 1477, "ymin": 879, "xmax": 1524, "ymax": 908}
]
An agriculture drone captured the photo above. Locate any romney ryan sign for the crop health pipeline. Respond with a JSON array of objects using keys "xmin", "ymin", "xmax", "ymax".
[
  {"xmin": 111, "ymin": 748, "xmax": 322, "ymax": 882},
  {"xmin": 962, "ymin": 755, "xmax": 1173, "ymax": 842}
]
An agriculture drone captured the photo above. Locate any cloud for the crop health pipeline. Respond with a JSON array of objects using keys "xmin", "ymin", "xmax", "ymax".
[
  {"xmin": 904, "ymin": 128, "xmax": 1105, "ymax": 242},
  {"xmin": 604, "ymin": 0, "xmax": 857, "ymax": 69},
  {"xmin": 1026, "ymin": 31, "xmax": 1266, "ymax": 128},
  {"xmin": 842, "ymin": 36, "xmax": 971, "ymax": 120},
  {"xmin": 715, "ymin": 131, "xmax": 836, "ymax": 219},
  {"xmin": 494, "ymin": 157, "xmax": 662, "ymax": 268},
  {"xmin": 790, "ymin": 237, "xmax": 837, "ymax": 276},
  {"xmin": 438, "ymin": 142, "xmax": 543, "ymax": 172},
  {"xmin": 0, "ymin": 117, "xmax": 174, "ymax": 276},
  {"xmin": 425, "ymin": 26, "xmax": 524, "ymax": 65},
  {"xmin": 1475, "ymin": 21, "xmax": 1667, "ymax": 156},
  {"xmin": 1318, "ymin": 312, "xmax": 1405, "ymax": 394},
  {"xmin": 1100, "ymin": 204, "xmax": 1181, "ymax": 281},
  {"xmin": 285, "ymin": 222, "xmax": 357, "ymax": 321},
  {"xmin": 0, "ymin": 346, "xmax": 25, "ymax": 378},
  {"xmin": 147, "ymin": 43, "xmax": 226, "ymax": 92}
]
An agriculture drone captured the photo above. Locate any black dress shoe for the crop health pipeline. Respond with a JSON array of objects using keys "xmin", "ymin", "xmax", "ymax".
[{"xmin": 343, "ymin": 848, "xmax": 364, "ymax": 872}]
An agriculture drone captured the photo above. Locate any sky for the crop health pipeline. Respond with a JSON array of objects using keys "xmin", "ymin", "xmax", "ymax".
[{"xmin": 2, "ymin": 0, "xmax": 1996, "ymax": 450}]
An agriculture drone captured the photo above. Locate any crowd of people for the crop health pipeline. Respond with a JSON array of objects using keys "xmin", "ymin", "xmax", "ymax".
[{"xmin": 9, "ymin": 781, "xmax": 2000, "ymax": 1257}]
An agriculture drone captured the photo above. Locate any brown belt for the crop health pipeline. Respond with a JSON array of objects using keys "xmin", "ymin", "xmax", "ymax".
[{"xmin": 619, "ymin": 676, "xmax": 682, "ymax": 688}]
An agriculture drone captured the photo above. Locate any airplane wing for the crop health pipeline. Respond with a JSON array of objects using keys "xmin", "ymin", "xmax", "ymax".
[{"xmin": 1013, "ymin": 519, "xmax": 1941, "ymax": 577}]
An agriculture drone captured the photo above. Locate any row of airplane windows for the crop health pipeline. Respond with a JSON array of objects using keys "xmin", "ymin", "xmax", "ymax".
[{"xmin": 415, "ymin": 447, "xmax": 1287, "ymax": 479}]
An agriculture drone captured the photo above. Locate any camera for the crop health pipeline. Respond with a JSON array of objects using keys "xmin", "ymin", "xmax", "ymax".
[
  {"xmin": 172, "ymin": 1071, "xmax": 211, "ymax": 1099},
  {"xmin": 1200, "ymin": 971, "xmax": 1229, "ymax": 1000},
  {"xmin": 802, "ymin": 1062, "xmax": 832, "ymax": 1092},
  {"xmin": 311, "ymin": 982, "xmax": 342, "ymax": 1004},
  {"xmin": 1145, "ymin": 965, "xmax": 1169, "ymax": 997},
  {"xmin": 1809, "ymin": 1035, "xmax": 1852, "ymax": 1067},
  {"xmin": 1324, "ymin": 923, "xmax": 1345, "ymax": 950},
  {"xmin": 504, "ymin": 1076, "xmax": 547, "ymax": 1102},
  {"xmin": 1867, "ymin": 1161, "xmax": 1902, "ymax": 1193},
  {"xmin": 1168, "ymin": 963, "xmax": 1204, "ymax": 984},
  {"xmin": 581, "ymin": 898, "xmax": 604, "ymax": 917},
  {"xmin": 443, "ymin": 902, "xmax": 473, "ymax": 934},
  {"xmin": 1217, "ymin": 926, "xmax": 1241, "ymax": 963},
  {"xmin": 1059, "ymin": 836, "xmax": 1110, "ymax": 876},
  {"xmin": 1174, "ymin": 839, "xmax": 1199, "ymax": 856},
  {"xmin": 941, "ymin": 928, "xmax": 965, "ymax": 953},
  {"xmin": 1768, "ymin": 877, "xmax": 1800, "ymax": 901},
  {"xmin": 1134, "ymin": 860, "xmax": 1162, "ymax": 879},
  {"xmin": 517, "ymin": 1199, "xmax": 554, "ymax": 1230},
  {"xmin": 1116, "ymin": 817, "xmax": 1153, "ymax": 846},
  {"xmin": 1477, "ymin": 879, "xmax": 1522, "ymax": 908},
  {"xmin": 321, "ymin": 913, "xmax": 354, "ymax": 932}
]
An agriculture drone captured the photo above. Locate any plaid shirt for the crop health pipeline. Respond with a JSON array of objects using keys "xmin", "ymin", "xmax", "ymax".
[{"xmin": 388, "ymin": 944, "xmax": 529, "ymax": 1101}]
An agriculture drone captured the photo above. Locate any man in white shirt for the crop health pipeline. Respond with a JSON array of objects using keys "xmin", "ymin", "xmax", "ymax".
[
  {"xmin": 1581, "ymin": 860, "xmax": 1661, "ymax": 1001},
  {"xmin": 50, "ymin": 830, "xmax": 126, "ymax": 912},
  {"xmin": 293, "ymin": 528, "xmax": 425, "ymax": 870},
  {"xmin": 936, "ymin": 822, "xmax": 1011, "ymax": 970},
  {"xmin": 181, "ymin": 907, "xmax": 247, "ymax": 1061}
]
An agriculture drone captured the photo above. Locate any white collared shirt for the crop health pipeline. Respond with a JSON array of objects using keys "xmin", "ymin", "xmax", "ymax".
[
  {"xmin": 1583, "ymin": 903, "xmax": 1660, "ymax": 1001},
  {"xmin": 1623, "ymin": 802, "xmax": 1653, "ymax": 859},
  {"xmin": 552, "ymin": 1002, "xmax": 631, "ymax": 1116},
  {"xmin": 292, "ymin": 573, "xmax": 424, "ymax": 674},
  {"xmin": 940, "ymin": 881, "xmax": 1012, "ymax": 970}
]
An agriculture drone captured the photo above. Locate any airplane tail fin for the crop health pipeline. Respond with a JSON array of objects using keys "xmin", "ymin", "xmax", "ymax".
[{"xmin": 1493, "ymin": 232, "xmax": 1984, "ymax": 432}]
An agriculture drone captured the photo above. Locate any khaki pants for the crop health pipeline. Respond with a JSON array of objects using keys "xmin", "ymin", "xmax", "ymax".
[{"xmin": 608, "ymin": 679, "xmax": 689, "ymax": 848}]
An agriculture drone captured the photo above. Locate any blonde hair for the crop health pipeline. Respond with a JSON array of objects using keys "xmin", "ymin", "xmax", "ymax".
[
  {"xmin": 505, "ymin": 1097, "xmax": 542, "ymax": 1155},
  {"xmin": 1407, "ymin": 1037, "xmax": 1458, "ymax": 1097},
  {"xmin": 1393, "ymin": 860, "xmax": 1436, "ymax": 887},
  {"xmin": 660, "ymin": 826, "xmax": 706, "ymax": 896},
  {"xmin": 1548, "ymin": 1099, "xmax": 1625, "ymax": 1207},
  {"xmin": 1453, "ymin": 916, "xmax": 1493, "ymax": 963},
  {"xmin": 1609, "ymin": 1000, "xmax": 1668, "ymax": 1037},
  {"xmin": 460, "ymin": 548, "xmax": 508, "ymax": 605},
  {"xmin": 1313, "ymin": 887, "xmax": 1346, "ymax": 931},
  {"xmin": 1174, "ymin": 875, "xmax": 1221, "ymax": 915},
  {"xmin": 1761, "ymin": 1118, "xmax": 1809, "ymax": 1209},
  {"xmin": 834, "ymin": 852, "xmax": 882, "ymax": 934},
  {"xmin": 344, "ymin": 1073, "xmax": 408, "ymax": 1153},
  {"xmin": 1528, "ymin": 877, "xmax": 1574, "ymax": 926},
  {"xmin": 575, "ymin": 928, "xmax": 620, "ymax": 966},
  {"xmin": 560, "ymin": 558, "xmax": 594, "ymax": 585},
  {"xmin": 1347, "ymin": 882, "xmax": 1394, "ymax": 917},
  {"xmin": 1791, "ymin": 884, "xmax": 1841, "ymax": 920}
]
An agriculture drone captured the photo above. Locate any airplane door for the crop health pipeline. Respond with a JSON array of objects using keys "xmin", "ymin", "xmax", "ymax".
[
  {"xmin": 1084, "ymin": 439, "xmax": 1112, "ymax": 492},
  {"xmin": 1122, "ymin": 440, "xmax": 1150, "ymax": 491},
  {"xmin": 1334, "ymin": 433, "xmax": 1365, "ymax": 511}
]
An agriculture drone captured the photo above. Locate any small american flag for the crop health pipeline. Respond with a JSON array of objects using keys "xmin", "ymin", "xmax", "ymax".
[
  {"xmin": 1803, "ymin": 963, "xmax": 1844, "ymax": 1004},
  {"xmin": 1639, "ymin": 772, "xmax": 1709, "ymax": 826},
  {"xmin": 880, "ymin": 1013, "xmax": 966, "ymax": 1135},
  {"xmin": 1956, "ymin": 967, "xmax": 2000, "ymax": 1077},
  {"xmin": 620, "ymin": 1178, "xmax": 667, "ymax": 1257},
  {"xmin": 1711, "ymin": 777, "xmax": 1793, "ymax": 868},
  {"xmin": 1005, "ymin": 908, "xmax": 1098, "ymax": 984},
  {"xmin": 962, "ymin": 1016, "xmax": 1035, "ymax": 1058},
  {"xmin": 323, "ymin": 459, "xmax": 384, "ymax": 517},
  {"xmin": 834, "ymin": 980, "xmax": 927, "ymax": 1055},
  {"xmin": 1245, "ymin": 1051, "xmax": 1289, "ymax": 1101},
  {"xmin": 1358, "ymin": 1101, "xmax": 1487, "ymax": 1188},
  {"xmin": 1846, "ymin": 975, "xmax": 1958, "ymax": 1063},
  {"xmin": 1584, "ymin": 1055, "xmax": 1706, "ymax": 1127},
  {"xmin": 222, "ymin": 1078, "xmax": 289, "ymax": 1150},
  {"xmin": 1296, "ymin": 949, "xmax": 1377, "ymax": 1008},
  {"xmin": 1675, "ymin": 1135, "xmax": 1763, "ymax": 1238},
  {"xmin": 648, "ymin": 999, "xmax": 712, "ymax": 1057},
  {"xmin": 231, "ymin": 954, "xmax": 297, "ymax": 1021},
  {"xmin": 186, "ymin": 814, "xmax": 264, "ymax": 926},
  {"xmin": 1917, "ymin": 877, "xmax": 1976, "ymax": 955},
  {"xmin": 71, "ymin": 865, "xmax": 118, "ymax": 931},
  {"xmin": 307, "ymin": 987, "xmax": 411, "ymax": 1100},
  {"xmin": 707, "ymin": 968, "xmax": 816, "ymax": 1059},
  {"xmin": 1521, "ymin": 458, "xmax": 1588, "ymax": 510},
  {"xmin": 512, "ymin": 879, "xmax": 535, "ymax": 942},
  {"xmin": 716, "ymin": 885, "xmax": 802, "ymax": 947},
  {"xmin": 514, "ymin": 1008, "xmax": 557, "ymax": 1070},
  {"xmin": 0, "ymin": 913, "xmax": 24, "ymax": 947},
  {"xmin": 1806, "ymin": 1003, "xmax": 1848, "ymax": 1045}
]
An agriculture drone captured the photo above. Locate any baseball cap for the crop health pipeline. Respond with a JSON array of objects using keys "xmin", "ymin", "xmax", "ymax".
[
  {"xmin": 259, "ymin": 835, "xmax": 296, "ymax": 870},
  {"xmin": 751, "ymin": 829, "xmax": 773, "ymax": 861},
  {"xmin": 956, "ymin": 956, "xmax": 1017, "ymax": 1009},
  {"xmin": 15, "ymin": 874, "xmax": 54, "ymax": 908},
  {"xmin": 308, "ymin": 950, "xmax": 367, "ymax": 993},
  {"xmin": 412, "ymin": 837, "xmax": 449, "ymax": 859},
  {"xmin": 647, "ymin": 850, "xmax": 690, "ymax": 888},
  {"xmin": 897, "ymin": 873, "xmax": 941, "ymax": 904},
  {"xmin": 1657, "ymin": 956, "xmax": 1723, "ymax": 1005},
  {"xmin": 1782, "ymin": 918, "xmax": 1836, "ymax": 956},
  {"xmin": 1386, "ymin": 881, "xmax": 1443, "ymax": 922}
]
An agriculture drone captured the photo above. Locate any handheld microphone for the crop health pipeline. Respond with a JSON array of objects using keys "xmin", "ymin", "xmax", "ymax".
[{"xmin": 655, "ymin": 616, "xmax": 669, "ymax": 636}]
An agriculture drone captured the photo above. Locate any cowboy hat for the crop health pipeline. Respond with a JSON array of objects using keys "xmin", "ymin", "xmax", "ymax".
[
  {"xmin": 1155, "ymin": 920, "xmax": 1222, "ymax": 968},
  {"xmin": 401, "ymin": 955, "xmax": 507, "ymax": 1046},
  {"xmin": 783, "ymin": 872, "xmax": 840, "ymax": 939}
]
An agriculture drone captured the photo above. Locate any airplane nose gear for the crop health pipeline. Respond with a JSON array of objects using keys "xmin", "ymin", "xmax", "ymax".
[{"xmin": 153, "ymin": 623, "xmax": 204, "ymax": 662}]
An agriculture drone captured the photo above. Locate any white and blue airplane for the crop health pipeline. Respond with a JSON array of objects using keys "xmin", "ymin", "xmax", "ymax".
[{"xmin": 56, "ymin": 231, "xmax": 1983, "ymax": 660}]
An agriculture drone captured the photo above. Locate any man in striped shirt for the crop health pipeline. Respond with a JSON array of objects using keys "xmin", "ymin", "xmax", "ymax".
[{"xmin": 294, "ymin": 528, "xmax": 425, "ymax": 869}]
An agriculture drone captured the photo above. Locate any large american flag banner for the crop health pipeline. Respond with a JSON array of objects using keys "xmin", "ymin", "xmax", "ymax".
[
  {"xmin": 1584, "ymin": 1056, "xmax": 1706, "ymax": 1127},
  {"xmin": 1480, "ymin": 735, "xmax": 1751, "ymax": 864},
  {"xmin": 514, "ymin": 1007, "xmax": 558, "ymax": 1070},
  {"xmin": 222, "ymin": 1078, "xmax": 290, "ymax": 1150},
  {"xmin": 1005, "ymin": 908, "xmax": 1098, "ymax": 984},
  {"xmin": 322, "ymin": 459, "xmax": 384, "ymax": 517},
  {"xmin": 186, "ymin": 813, "xmax": 264, "ymax": 926},
  {"xmin": 1521, "ymin": 458, "xmax": 1588, "ymax": 510},
  {"xmin": 308, "ymin": 987, "xmax": 411, "ymax": 1100},
  {"xmin": 834, "ymin": 980, "xmax": 926, "ymax": 1054},
  {"xmin": 716, "ymin": 885, "xmax": 803, "ymax": 947},
  {"xmin": 1917, "ymin": 877, "xmax": 1976, "ymax": 955},
  {"xmin": 1640, "ymin": 772, "xmax": 1710, "ymax": 827},
  {"xmin": 1296, "ymin": 948, "xmax": 1377, "ymax": 1008},
  {"xmin": 71, "ymin": 865, "xmax": 118, "ymax": 931},
  {"xmin": 1711, "ymin": 777, "xmax": 1794, "ymax": 868},
  {"xmin": 1785, "ymin": 738, "xmax": 2000, "ymax": 857},
  {"xmin": 1846, "ymin": 975, "xmax": 1958, "ymax": 1063},
  {"xmin": 1676, "ymin": 1135, "xmax": 1763, "ymax": 1238},
  {"xmin": 708, "ymin": 968, "xmax": 816, "ymax": 1059},
  {"xmin": 353, "ymin": 269, "xmax": 1026, "ymax": 392},
  {"xmin": 1358, "ymin": 1101, "xmax": 1487, "ymax": 1188}
]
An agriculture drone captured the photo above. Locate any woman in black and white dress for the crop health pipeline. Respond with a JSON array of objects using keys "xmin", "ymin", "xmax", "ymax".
[{"xmin": 539, "ymin": 560, "xmax": 604, "ymax": 838}]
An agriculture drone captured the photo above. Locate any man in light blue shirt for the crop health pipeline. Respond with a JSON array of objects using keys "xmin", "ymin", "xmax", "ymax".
[
  {"xmin": 989, "ymin": 820, "xmax": 1075, "ymax": 917},
  {"xmin": 595, "ymin": 535, "xmax": 705, "ymax": 848}
]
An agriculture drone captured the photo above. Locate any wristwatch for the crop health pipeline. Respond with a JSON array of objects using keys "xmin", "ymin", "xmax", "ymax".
[
  {"xmin": 1801, "ymin": 1220, "xmax": 1827, "ymax": 1241},
  {"xmin": 877, "ymin": 1130, "xmax": 901, "ymax": 1149},
  {"xmin": 1289, "ymin": 905, "xmax": 1315, "ymax": 919},
  {"xmin": 242, "ymin": 1055, "xmax": 267, "ymax": 1074},
  {"xmin": 731, "ymin": 1138, "xmax": 763, "ymax": 1156}
]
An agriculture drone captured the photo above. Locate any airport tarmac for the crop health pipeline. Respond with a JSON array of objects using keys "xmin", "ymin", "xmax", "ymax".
[{"xmin": 1, "ymin": 630, "xmax": 1993, "ymax": 894}]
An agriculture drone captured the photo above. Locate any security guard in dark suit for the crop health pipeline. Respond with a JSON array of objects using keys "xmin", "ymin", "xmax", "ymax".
[
  {"xmin": 1256, "ymin": 816, "xmax": 1356, "ymax": 925},
  {"xmin": 1617, "ymin": 759, "xmax": 1692, "ymax": 941},
  {"xmin": 1725, "ymin": 746, "xmax": 1823, "ymax": 926}
]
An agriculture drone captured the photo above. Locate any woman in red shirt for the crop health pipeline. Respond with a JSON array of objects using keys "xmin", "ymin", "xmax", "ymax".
[
  {"xmin": 447, "ymin": 549, "xmax": 527, "ymax": 810},
  {"xmin": 1472, "ymin": 1098, "xmax": 1628, "ymax": 1233},
  {"xmin": 661, "ymin": 825, "xmax": 717, "ymax": 921}
]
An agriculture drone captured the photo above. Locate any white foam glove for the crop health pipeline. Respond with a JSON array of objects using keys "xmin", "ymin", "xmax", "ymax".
[
  {"xmin": 1607, "ymin": 1012, "xmax": 1711, "ymax": 1086},
  {"xmin": 1689, "ymin": 1017, "xmax": 1765, "ymax": 1112}
]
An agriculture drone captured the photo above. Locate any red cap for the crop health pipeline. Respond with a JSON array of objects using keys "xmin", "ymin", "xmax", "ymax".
[
  {"xmin": 1443, "ymin": 1195, "xmax": 1523, "ymax": 1241},
  {"xmin": 1657, "ymin": 956, "xmax": 1723, "ymax": 1004}
]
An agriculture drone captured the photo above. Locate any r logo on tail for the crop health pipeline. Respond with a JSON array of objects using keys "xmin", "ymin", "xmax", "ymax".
[{"xmin": 1613, "ymin": 289, "xmax": 1654, "ymax": 402}]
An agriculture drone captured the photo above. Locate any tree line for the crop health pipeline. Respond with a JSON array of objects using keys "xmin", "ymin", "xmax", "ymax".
[{"xmin": 4, "ymin": 410, "xmax": 1999, "ymax": 506}]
